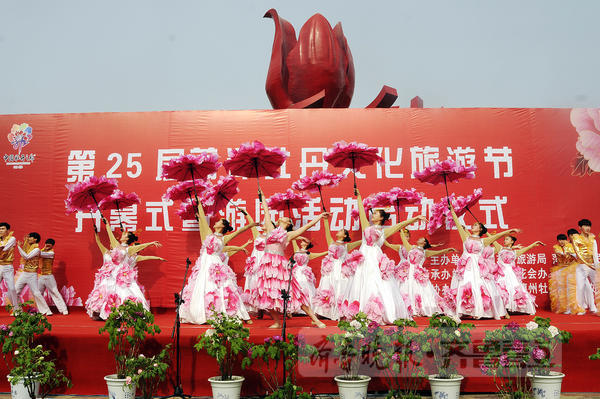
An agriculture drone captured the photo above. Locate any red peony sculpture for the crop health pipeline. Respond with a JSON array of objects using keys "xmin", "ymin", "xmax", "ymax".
[{"xmin": 264, "ymin": 9, "xmax": 355, "ymax": 109}]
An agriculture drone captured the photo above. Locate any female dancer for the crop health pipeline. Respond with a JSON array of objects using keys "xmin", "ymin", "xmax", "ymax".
[
  {"xmin": 180, "ymin": 202, "xmax": 255, "ymax": 325},
  {"xmin": 291, "ymin": 236, "xmax": 327, "ymax": 311},
  {"xmin": 493, "ymin": 235, "xmax": 543, "ymax": 314},
  {"xmin": 395, "ymin": 230, "xmax": 456, "ymax": 317},
  {"xmin": 448, "ymin": 204, "xmax": 519, "ymax": 319},
  {"xmin": 86, "ymin": 219, "xmax": 164, "ymax": 320},
  {"xmin": 242, "ymin": 213, "xmax": 266, "ymax": 312},
  {"xmin": 248, "ymin": 189, "xmax": 328, "ymax": 329},
  {"xmin": 313, "ymin": 218, "xmax": 362, "ymax": 320},
  {"xmin": 341, "ymin": 188, "xmax": 425, "ymax": 324}
]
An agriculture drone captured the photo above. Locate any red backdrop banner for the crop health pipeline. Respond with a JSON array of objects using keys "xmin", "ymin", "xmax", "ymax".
[{"xmin": 1, "ymin": 108, "xmax": 598, "ymax": 309}]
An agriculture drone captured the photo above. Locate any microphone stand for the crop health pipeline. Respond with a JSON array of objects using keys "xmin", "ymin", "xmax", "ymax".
[
  {"xmin": 280, "ymin": 254, "xmax": 296, "ymax": 386},
  {"xmin": 162, "ymin": 258, "xmax": 192, "ymax": 399}
]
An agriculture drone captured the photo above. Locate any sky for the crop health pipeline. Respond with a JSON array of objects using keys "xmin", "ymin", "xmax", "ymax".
[{"xmin": 1, "ymin": 0, "xmax": 599, "ymax": 114}]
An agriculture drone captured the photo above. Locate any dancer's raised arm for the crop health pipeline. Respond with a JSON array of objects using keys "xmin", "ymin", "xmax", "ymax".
[
  {"xmin": 323, "ymin": 218, "xmax": 334, "ymax": 246},
  {"xmin": 223, "ymin": 214, "xmax": 257, "ymax": 244},
  {"xmin": 355, "ymin": 189, "xmax": 370, "ymax": 232},
  {"xmin": 516, "ymin": 241, "xmax": 544, "ymax": 257},
  {"xmin": 224, "ymin": 239, "xmax": 253, "ymax": 256},
  {"xmin": 94, "ymin": 228, "xmax": 108, "ymax": 255},
  {"xmin": 128, "ymin": 241, "xmax": 161, "ymax": 256},
  {"xmin": 136, "ymin": 255, "xmax": 166, "ymax": 263},
  {"xmin": 260, "ymin": 189, "xmax": 274, "ymax": 235},
  {"xmin": 245, "ymin": 213, "xmax": 260, "ymax": 240},
  {"xmin": 449, "ymin": 205, "xmax": 469, "ymax": 242},
  {"xmin": 425, "ymin": 247, "xmax": 456, "ymax": 257},
  {"xmin": 102, "ymin": 218, "xmax": 120, "ymax": 249},
  {"xmin": 483, "ymin": 228, "xmax": 521, "ymax": 247},
  {"xmin": 287, "ymin": 213, "xmax": 329, "ymax": 241},
  {"xmin": 384, "ymin": 215, "xmax": 426, "ymax": 239},
  {"xmin": 400, "ymin": 229, "xmax": 412, "ymax": 251},
  {"xmin": 196, "ymin": 201, "xmax": 212, "ymax": 242}
]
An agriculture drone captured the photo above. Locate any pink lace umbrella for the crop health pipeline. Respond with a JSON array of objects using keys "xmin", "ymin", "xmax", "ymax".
[
  {"xmin": 427, "ymin": 188, "xmax": 483, "ymax": 234},
  {"xmin": 267, "ymin": 189, "xmax": 311, "ymax": 218},
  {"xmin": 99, "ymin": 190, "xmax": 141, "ymax": 230},
  {"xmin": 386, "ymin": 187, "xmax": 424, "ymax": 220},
  {"xmin": 163, "ymin": 179, "xmax": 211, "ymax": 203},
  {"xmin": 224, "ymin": 141, "xmax": 289, "ymax": 198},
  {"xmin": 291, "ymin": 170, "xmax": 345, "ymax": 211},
  {"xmin": 161, "ymin": 152, "xmax": 221, "ymax": 204},
  {"xmin": 413, "ymin": 159, "xmax": 476, "ymax": 205},
  {"xmin": 176, "ymin": 199, "xmax": 199, "ymax": 221},
  {"xmin": 324, "ymin": 141, "xmax": 383, "ymax": 193},
  {"xmin": 65, "ymin": 176, "xmax": 118, "ymax": 219},
  {"xmin": 201, "ymin": 175, "xmax": 245, "ymax": 216}
]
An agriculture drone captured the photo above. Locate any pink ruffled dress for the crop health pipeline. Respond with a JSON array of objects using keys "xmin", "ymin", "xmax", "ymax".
[
  {"xmin": 450, "ymin": 237, "xmax": 507, "ymax": 319},
  {"xmin": 313, "ymin": 242, "xmax": 352, "ymax": 320},
  {"xmin": 248, "ymin": 227, "xmax": 307, "ymax": 313},
  {"xmin": 340, "ymin": 226, "xmax": 411, "ymax": 324},
  {"xmin": 397, "ymin": 247, "xmax": 449, "ymax": 317},
  {"xmin": 85, "ymin": 247, "xmax": 149, "ymax": 320},
  {"xmin": 242, "ymin": 235, "xmax": 266, "ymax": 311},
  {"xmin": 180, "ymin": 234, "xmax": 249, "ymax": 324},
  {"xmin": 292, "ymin": 251, "xmax": 317, "ymax": 309},
  {"xmin": 496, "ymin": 248, "xmax": 536, "ymax": 314}
]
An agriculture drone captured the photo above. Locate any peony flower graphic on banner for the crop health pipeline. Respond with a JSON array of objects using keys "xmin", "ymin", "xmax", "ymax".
[{"xmin": 570, "ymin": 108, "xmax": 600, "ymax": 175}]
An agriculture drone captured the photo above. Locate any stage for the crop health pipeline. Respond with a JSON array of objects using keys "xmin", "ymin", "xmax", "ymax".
[{"xmin": 0, "ymin": 308, "xmax": 598, "ymax": 396}]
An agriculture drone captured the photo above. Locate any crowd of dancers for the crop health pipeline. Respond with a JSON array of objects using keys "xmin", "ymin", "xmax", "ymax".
[{"xmin": 1, "ymin": 201, "xmax": 599, "ymax": 325}]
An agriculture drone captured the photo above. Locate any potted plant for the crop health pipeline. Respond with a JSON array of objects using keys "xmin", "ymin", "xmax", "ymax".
[
  {"xmin": 421, "ymin": 314, "xmax": 473, "ymax": 399},
  {"xmin": 0, "ymin": 302, "xmax": 71, "ymax": 399},
  {"xmin": 326, "ymin": 312, "xmax": 375, "ymax": 398},
  {"xmin": 124, "ymin": 345, "xmax": 171, "ymax": 399},
  {"xmin": 242, "ymin": 333, "xmax": 317, "ymax": 399},
  {"xmin": 525, "ymin": 317, "xmax": 571, "ymax": 399},
  {"xmin": 99, "ymin": 300, "xmax": 161, "ymax": 399},
  {"xmin": 374, "ymin": 319, "xmax": 425, "ymax": 399},
  {"xmin": 195, "ymin": 312, "xmax": 250, "ymax": 399},
  {"xmin": 479, "ymin": 317, "xmax": 571, "ymax": 399}
]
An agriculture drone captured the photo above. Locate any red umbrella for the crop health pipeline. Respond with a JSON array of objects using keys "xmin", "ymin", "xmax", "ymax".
[
  {"xmin": 291, "ymin": 170, "xmax": 345, "ymax": 211},
  {"xmin": 201, "ymin": 175, "xmax": 244, "ymax": 216},
  {"xmin": 163, "ymin": 179, "xmax": 211, "ymax": 202},
  {"xmin": 99, "ymin": 190, "xmax": 141, "ymax": 230},
  {"xmin": 413, "ymin": 159, "xmax": 477, "ymax": 205},
  {"xmin": 267, "ymin": 189, "xmax": 310, "ymax": 218},
  {"xmin": 176, "ymin": 199, "xmax": 199, "ymax": 221},
  {"xmin": 324, "ymin": 141, "xmax": 383, "ymax": 192},
  {"xmin": 65, "ymin": 176, "xmax": 118, "ymax": 217},
  {"xmin": 161, "ymin": 152, "xmax": 221, "ymax": 205},
  {"xmin": 223, "ymin": 141, "xmax": 289, "ymax": 197}
]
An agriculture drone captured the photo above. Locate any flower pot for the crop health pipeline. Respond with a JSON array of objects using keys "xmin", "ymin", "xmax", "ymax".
[
  {"xmin": 527, "ymin": 371, "xmax": 565, "ymax": 399},
  {"xmin": 8, "ymin": 375, "xmax": 40, "ymax": 399},
  {"xmin": 428, "ymin": 374, "xmax": 464, "ymax": 399},
  {"xmin": 104, "ymin": 374, "xmax": 136, "ymax": 399},
  {"xmin": 334, "ymin": 375, "xmax": 371, "ymax": 399},
  {"xmin": 208, "ymin": 375, "xmax": 244, "ymax": 399}
]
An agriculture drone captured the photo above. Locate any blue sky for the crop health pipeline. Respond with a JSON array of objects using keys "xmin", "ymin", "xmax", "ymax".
[{"xmin": 1, "ymin": 0, "xmax": 599, "ymax": 114}]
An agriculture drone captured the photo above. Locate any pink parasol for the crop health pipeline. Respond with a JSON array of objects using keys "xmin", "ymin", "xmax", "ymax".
[
  {"xmin": 163, "ymin": 179, "xmax": 211, "ymax": 203},
  {"xmin": 291, "ymin": 170, "xmax": 345, "ymax": 211},
  {"xmin": 99, "ymin": 190, "xmax": 141, "ymax": 229},
  {"xmin": 362, "ymin": 192, "xmax": 392, "ymax": 212},
  {"xmin": 427, "ymin": 188, "xmax": 483, "ymax": 234},
  {"xmin": 65, "ymin": 176, "xmax": 118, "ymax": 216},
  {"xmin": 201, "ymin": 175, "xmax": 244, "ymax": 216},
  {"xmin": 324, "ymin": 141, "xmax": 384, "ymax": 192},
  {"xmin": 386, "ymin": 187, "xmax": 424, "ymax": 220},
  {"xmin": 176, "ymin": 199, "xmax": 199, "ymax": 221},
  {"xmin": 161, "ymin": 152, "xmax": 221, "ymax": 205},
  {"xmin": 413, "ymin": 159, "xmax": 476, "ymax": 205},
  {"xmin": 267, "ymin": 189, "xmax": 311, "ymax": 218},
  {"xmin": 223, "ymin": 141, "xmax": 289, "ymax": 197}
]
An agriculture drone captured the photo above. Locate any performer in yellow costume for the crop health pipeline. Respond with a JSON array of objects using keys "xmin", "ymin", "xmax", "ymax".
[
  {"xmin": 551, "ymin": 233, "xmax": 581, "ymax": 314},
  {"xmin": 15, "ymin": 232, "xmax": 52, "ymax": 315},
  {"xmin": 39, "ymin": 238, "xmax": 69, "ymax": 315},
  {"xmin": 0, "ymin": 222, "xmax": 19, "ymax": 308},
  {"xmin": 569, "ymin": 219, "xmax": 598, "ymax": 315}
]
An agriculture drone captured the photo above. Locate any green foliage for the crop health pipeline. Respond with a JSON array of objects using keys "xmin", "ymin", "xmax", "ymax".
[
  {"xmin": 0, "ymin": 302, "xmax": 52, "ymax": 358},
  {"xmin": 590, "ymin": 348, "xmax": 600, "ymax": 360},
  {"xmin": 9, "ymin": 345, "xmax": 71, "ymax": 399},
  {"xmin": 478, "ymin": 317, "xmax": 571, "ymax": 398},
  {"xmin": 242, "ymin": 333, "xmax": 317, "ymax": 399},
  {"xmin": 98, "ymin": 300, "xmax": 161, "ymax": 378},
  {"xmin": 124, "ymin": 344, "xmax": 171, "ymax": 399},
  {"xmin": 194, "ymin": 312, "xmax": 250, "ymax": 381},
  {"xmin": 420, "ymin": 314, "xmax": 473, "ymax": 379},
  {"xmin": 0, "ymin": 303, "xmax": 70, "ymax": 399}
]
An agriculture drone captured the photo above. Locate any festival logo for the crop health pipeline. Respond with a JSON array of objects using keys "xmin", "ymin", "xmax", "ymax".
[{"xmin": 4, "ymin": 123, "xmax": 36, "ymax": 169}]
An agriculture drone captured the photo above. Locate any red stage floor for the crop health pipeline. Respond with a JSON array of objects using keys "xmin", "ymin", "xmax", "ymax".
[{"xmin": 0, "ymin": 308, "xmax": 598, "ymax": 395}]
